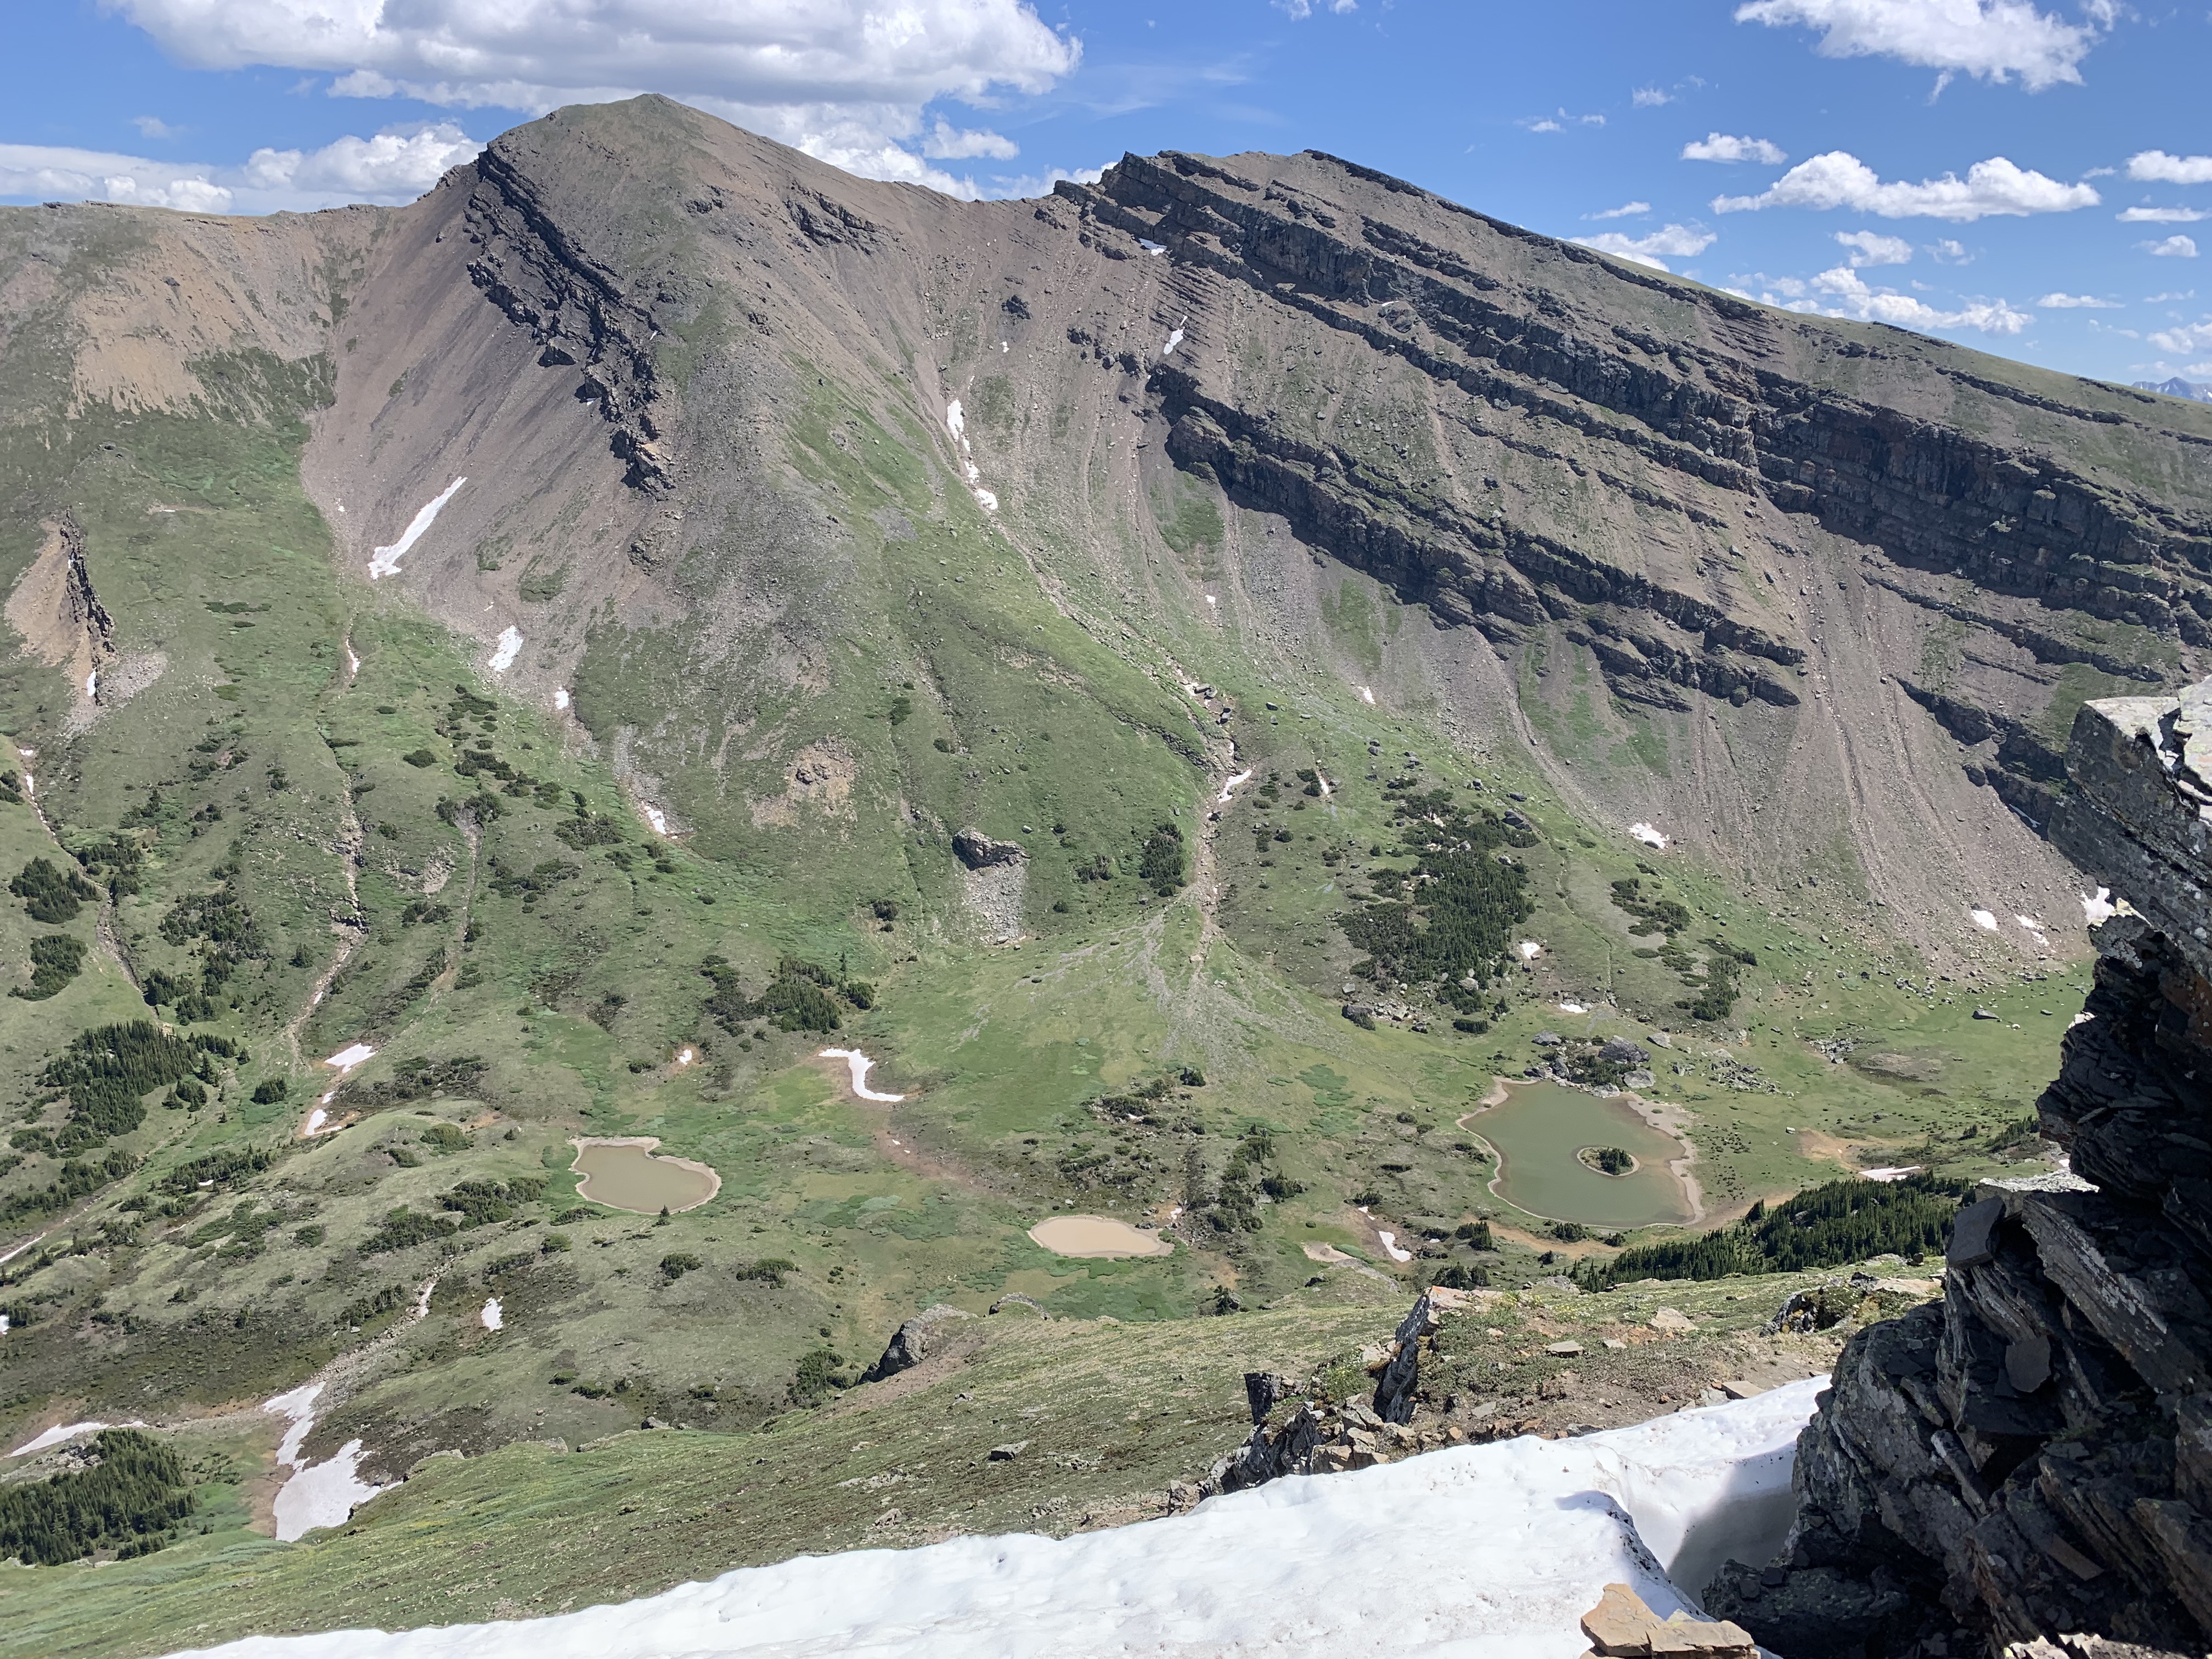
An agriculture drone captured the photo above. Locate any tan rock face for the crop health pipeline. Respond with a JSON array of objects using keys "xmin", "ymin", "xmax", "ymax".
[{"xmin": 1581, "ymin": 1582, "xmax": 1757, "ymax": 1659}]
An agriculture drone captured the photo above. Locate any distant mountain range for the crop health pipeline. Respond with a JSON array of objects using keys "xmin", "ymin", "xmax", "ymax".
[{"xmin": 2135, "ymin": 375, "xmax": 2212, "ymax": 403}]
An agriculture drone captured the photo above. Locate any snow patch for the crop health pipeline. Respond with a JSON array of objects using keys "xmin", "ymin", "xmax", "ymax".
[
  {"xmin": 642, "ymin": 805, "xmax": 670, "ymax": 836},
  {"xmin": 1137, "ymin": 237, "xmax": 1166, "ymax": 254},
  {"xmin": 554, "ymin": 687, "xmax": 570, "ymax": 712},
  {"xmin": 345, "ymin": 645, "xmax": 360, "ymax": 676},
  {"xmin": 302, "ymin": 1108, "xmax": 329, "ymax": 1137},
  {"xmin": 10, "ymin": 1419, "xmax": 138, "ymax": 1457},
  {"xmin": 1970, "ymin": 908, "xmax": 2000, "ymax": 931},
  {"xmin": 1356, "ymin": 685, "xmax": 1376, "ymax": 705},
  {"xmin": 479, "ymin": 1297, "xmax": 503, "ymax": 1331},
  {"xmin": 944, "ymin": 399, "xmax": 1000, "ymax": 514},
  {"xmin": 178, "ymin": 1381, "xmax": 1826, "ymax": 1659},
  {"xmin": 1558, "ymin": 1002, "xmax": 1590, "ymax": 1015},
  {"xmin": 1160, "ymin": 326, "xmax": 1185, "ymax": 357},
  {"xmin": 820, "ymin": 1048, "xmax": 905, "ymax": 1103},
  {"xmin": 84, "ymin": 670, "xmax": 98, "ymax": 699},
  {"xmin": 1518, "ymin": 940, "xmax": 1543, "ymax": 960},
  {"xmin": 2081, "ymin": 886, "xmax": 2116, "ymax": 924},
  {"xmin": 1217, "ymin": 768, "xmax": 1253, "ymax": 805},
  {"xmin": 1375, "ymin": 1229, "xmax": 1414, "ymax": 1263},
  {"xmin": 368, "ymin": 477, "xmax": 466, "ymax": 580},
  {"xmin": 675, "ymin": 1048, "xmax": 695, "ymax": 1067},
  {"xmin": 1859, "ymin": 1166, "xmax": 1923, "ymax": 1183},
  {"xmin": 1629, "ymin": 822, "xmax": 1668, "ymax": 849},
  {"xmin": 488, "ymin": 626, "xmax": 523, "ymax": 674},
  {"xmin": 273, "ymin": 1438, "xmax": 388, "ymax": 1543},
  {"xmin": 324, "ymin": 1043, "xmax": 376, "ymax": 1072},
  {"xmin": 1204, "ymin": 594, "xmax": 1218, "ymax": 607},
  {"xmin": 972, "ymin": 487, "xmax": 999, "ymax": 512}
]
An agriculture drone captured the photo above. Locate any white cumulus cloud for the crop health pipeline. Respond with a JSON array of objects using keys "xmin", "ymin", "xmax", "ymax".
[
  {"xmin": 108, "ymin": 0, "xmax": 1081, "ymax": 200},
  {"xmin": 1570, "ymin": 223, "xmax": 1717, "ymax": 272},
  {"xmin": 2036, "ymin": 292, "xmax": 2121, "ymax": 307},
  {"xmin": 241, "ymin": 125, "xmax": 483, "ymax": 198},
  {"xmin": 2128, "ymin": 151, "xmax": 2212, "ymax": 185},
  {"xmin": 0, "ymin": 127, "xmax": 481, "ymax": 215},
  {"xmin": 1713, "ymin": 150, "xmax": 2098, "ymax": 220},
  {"xmin": 1585, "ymin": 201, "xmax": 1651, "ymax": 220},
  {"xmin": 2148, "ymin": 321, "xmax": 2212, "ymax": 353},
  {"xmin": 921, "ymin": 120, "xmax": 1018, "ymax": 160},
  {"xmin": 1835, "ymin": 229, "xmax": 1913, "ymax": 266},
  {"xmin": 1809, "ymin": 265, "xmax": 2032, "ymax": 331},
  {"xmin": 2143, "ymin": 235, "xmax": 2199, "ymax": 259},
  {"xmin": 2119, "ymin": 206, "xmax": 2207, "ymax": 223},
  {"xmin": 1735, "ymin": 0, "xmax": 2109, "ymax": 92},
  {"xmin": 1682, "ymin": 133, "xmax": 1788, "ymax": 165}
]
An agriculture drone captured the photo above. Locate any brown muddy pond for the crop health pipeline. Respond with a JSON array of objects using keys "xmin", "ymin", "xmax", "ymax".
[
  {"xmin": 1028, "ymin": 1215, "xmax": 1175, "ymax": 1259},
  {"xmin": 570, "ymin": 1138, "xmax": 720, "ymax": 1214}
]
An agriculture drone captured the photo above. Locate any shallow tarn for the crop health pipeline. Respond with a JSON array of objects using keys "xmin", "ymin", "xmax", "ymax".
[
  {"xmin": 1469, "ymin": 1080, "xmax": 1696, "ymax": 1228},
  {"xmin": 569, "ymin": 1138, "xmax": 720, "ymax": 1215},
  {"xmin": 1026, "ymin": 1214, "xmax": 1173, "ymax": 1258}
]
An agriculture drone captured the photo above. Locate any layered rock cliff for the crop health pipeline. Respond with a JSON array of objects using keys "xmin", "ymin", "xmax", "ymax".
[{"xmin": 1709, "ymin": 680, "xmax": 2212, "ymax": 1657}]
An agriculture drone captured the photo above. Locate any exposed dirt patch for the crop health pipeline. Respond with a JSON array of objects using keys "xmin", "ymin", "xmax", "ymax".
[{"xmin": 750, "ymin": 738, "xmax": 857, "ymax": 827}]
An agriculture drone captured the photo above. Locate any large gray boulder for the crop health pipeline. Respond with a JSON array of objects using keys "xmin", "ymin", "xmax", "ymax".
[
  {"xmin": 952, "ymin": 828, "xmax": 1025, "ymax": 869},
  {"xmin": 860, "ymin": 1304, "xmax": 973, "ymax": 1383}
]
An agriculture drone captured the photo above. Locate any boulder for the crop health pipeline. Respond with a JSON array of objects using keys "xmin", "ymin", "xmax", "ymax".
[
  {"xmin": 1599, "ymin": 1035, "xmax": 1652, "ymax": 1068},
  {"xmin": 1581, "ymin": 1582, "xmax": 1757, "ymax": 1659},
  {"xmin": 860, "ymin": 1304, "xmax": 974, "ymax": 1382},
  {"xmin": 952, "ymin": 827, "xmax": 1025, "ymax": 869}
]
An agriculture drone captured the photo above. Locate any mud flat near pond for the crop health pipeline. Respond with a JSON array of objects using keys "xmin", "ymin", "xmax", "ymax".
[
  {"xmin": 570, "ymin": 1138, "xmax": 721, "ymax": 1215},
  {"xmin": 1462, "ymin": 1080, "xmax": 1698, "ymax": 1229},
  {"xmin": 1028, "ymin": 1215, "xmax": 1174, "ymax": 1259}
]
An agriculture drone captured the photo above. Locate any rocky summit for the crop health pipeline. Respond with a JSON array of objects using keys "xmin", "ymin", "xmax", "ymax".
[{"xmin": 4, "ymin": 93, "xmax": 2212, "ymax": 1659}]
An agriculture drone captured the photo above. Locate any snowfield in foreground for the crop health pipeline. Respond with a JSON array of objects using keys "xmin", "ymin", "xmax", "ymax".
[{"xmin": 166, "ymin": 1378, "xmax": 1821, "ymax": 1659}]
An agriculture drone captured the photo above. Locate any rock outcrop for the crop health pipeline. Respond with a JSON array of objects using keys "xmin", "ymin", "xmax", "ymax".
[
  {"xmin": 951, "ymin": 828, "xmax": 1026, "ymax": 870},
  {"xmin": 859, "ymin": 1304, "xmax": 974, "ymax": 1383},
  {"xmin": 1708, "ymin": 679, "xmax": 2212, "ymax": 1659}
]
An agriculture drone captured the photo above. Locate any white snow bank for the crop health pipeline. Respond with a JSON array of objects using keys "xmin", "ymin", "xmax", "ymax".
[
  {"xmin": 1375, "ymin": 1229, "xmax": 1414, "ymax": 1263},
  {"xmin": 479, "ymin": 1298, "xmax": 503, "ymax": 1331},
  {"xmin": 642, "ymin": 805, "xmax": 670, "ymax": 836},
  {"xmin": 273, "ymin": 1440, "xmax": 387, "ymax": 1543},
  {"xmin": 944, "ymin": 400, "xmax": 999, "ymax": 514},
  {"xmin": 1970, "ymin": 908, "xmax": 2000, "ymax": 931},
  {"xmin": 265, "ymin": 1379, "xmax": 392, "ymax": 1542},
  {"xmin": 1137, "ymin": 237, "xmax": 1166, "ymax": 254},
  {"xmin": 820, "ymin": 1048, "xmax": 905, "ymax": 1104},
  {"xmin": 86, "ymin": 670, "xmax": 99, "ymax": 699},
  {"xmin": 346, "ymin": 645, "xmax": 360, "ymax": 676},
  {"xmin": 1859, "ymin": 1166, "xmax": 1923, "ymax": 1183},
  {"xmin": 675, "ymin": 1048, "xmax": 696, "ymax": 1067},
  {"xmin": 1558, "ymin": 1002, "xmax": 1589, "ymax": 1015},
  {"xmin": 1629, "ymin": 822, "xmax": 1668, "ymax": 850},
  {"xmin": 1356, "ymin": 685, "xmax": 1376, "ymax": 704},
  {"xmin": 368, "ymin": 477, "xmax": 466, "ymax": 580},
  {"xmin": 10, "ymin": 1419, "xmax": 139, "ymax": 1457},
  {"xmin": 325, "ymin": 1044, "xmax": 376, "ymax": 1072},
  {"xmin": 1160, "ymin": 326, "xmax": 1184, "ymax": 357},
  {"xmin": 164, "ymin": 1380, "xmax": 1825, "ymax": 1659},
  {"xmin": 2081, "ymin": 886, "xmax": 2115, "ymax": 924},
  {"xmin": 488, "ymin": 627, "xmax": 523, "ymax": 674},
  {"xmin": 554, "ymin": 687, "xmax": 571, "ymax": 712},
  {"xmin": 1217, "ymin": 768, "xmax": 1253, "ymax": 804},
  {"xmin": 302, "ymin": 1108, "xmax": 329, "ymax": 1137},
  {"xmin": 1518, "ymin": 940, "xmax": 1543, "ymax": 960}
]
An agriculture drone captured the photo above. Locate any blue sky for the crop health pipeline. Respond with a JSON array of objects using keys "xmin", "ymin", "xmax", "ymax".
[{"xmin": 2, "ymin": 1, "xmax": 2208, "ymax": 385}]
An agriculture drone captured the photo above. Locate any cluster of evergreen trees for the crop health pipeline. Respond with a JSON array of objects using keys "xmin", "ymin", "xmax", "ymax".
[
  {"xmin": 1341, "ymin": 788, "xmax": 1537, "ymax": 994},
  {"xmin": 1575, "ymin": 1172, "xmax": 1970, "ymax": 1290},
  {"xmin": 40, "ymin": 1022, "xmax": 224, "ymax": 1139},
  {"xmin": 0, "ymin": 1430, "xmax": 196, "ymax": 1566},
  {"xmin": 700, "ymin": 953, "xmax": 874, "ymax": 1035}
]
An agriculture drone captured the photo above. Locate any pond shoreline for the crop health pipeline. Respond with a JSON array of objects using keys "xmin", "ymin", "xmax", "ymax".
[
  {"xmin": 569, "ymin": 1137, "xmax": 721, "ymax": 1215},
  {"xmin": 1459, "ymin": 1075, "xmax": 1707, "ymax": 1229}
]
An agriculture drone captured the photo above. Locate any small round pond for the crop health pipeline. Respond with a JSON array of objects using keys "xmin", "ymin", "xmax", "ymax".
[
  {"xmin": 570, "ymin": 1138, "xmax": 720, "ymax": 1215},
  {"xmin": 1028, "ymin": 1215, "xmax": 1174, "ymax": 1259},
  {"xmin": 1468, "ymin": 1081, "xmax": 1694, "ymax": 1228}
]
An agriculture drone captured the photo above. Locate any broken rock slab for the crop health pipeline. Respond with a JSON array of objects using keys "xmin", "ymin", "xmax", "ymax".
[
  {"xmin": 1581, "ymin": 1582, "xmax": 1758, "ymax": 1659},
  {"xmin": 952, "ymin": 827, "xmax": 1025, "ymax": 869}
]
